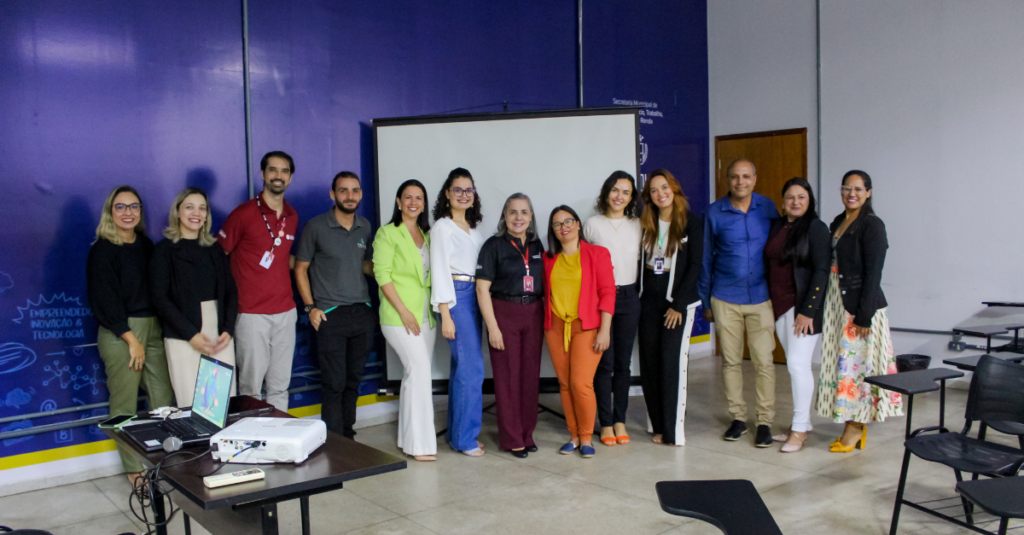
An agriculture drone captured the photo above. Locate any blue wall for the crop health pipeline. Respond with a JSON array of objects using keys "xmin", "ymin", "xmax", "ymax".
[{"xmin": 0, "ymin": 0, "xmax": 708, "ymax": 461}]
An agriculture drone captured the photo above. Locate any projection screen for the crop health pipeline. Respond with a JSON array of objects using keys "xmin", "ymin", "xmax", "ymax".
[{"xmin": 374, "ymin": 108, "xmax": 641, "ymax": 385}]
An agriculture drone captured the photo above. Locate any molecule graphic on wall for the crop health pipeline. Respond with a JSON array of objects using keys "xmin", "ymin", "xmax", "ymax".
[{"xmin": 42, "ymin": 360, "xmax": 104, "ymax": 395}]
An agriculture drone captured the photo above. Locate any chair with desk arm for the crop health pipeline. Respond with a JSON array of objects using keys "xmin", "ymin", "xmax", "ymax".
[{"xmin": 886, "ymin": 355, "xmax": 1024, "ymax": 535}]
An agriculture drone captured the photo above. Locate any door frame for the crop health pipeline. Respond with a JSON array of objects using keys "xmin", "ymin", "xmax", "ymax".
[{"xmin": 714, "ymin": 128, "xmax": 808, "ymax": 195}]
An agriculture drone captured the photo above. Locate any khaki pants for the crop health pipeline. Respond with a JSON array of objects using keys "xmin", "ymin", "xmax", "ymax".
[
  {"xmin": 235, "ymin": 309, "xmax": 297, "ymax": 411},
  {"xmin": 711, "ymin": 297, "xmax": 776, "ymax": 426},
  {"xmin": 97, "ymin": 317, "xmax": 174, "ymax": 473}
]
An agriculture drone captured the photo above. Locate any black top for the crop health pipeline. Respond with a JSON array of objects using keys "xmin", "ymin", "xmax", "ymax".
[
  {"xmin": 638, "ymin": 214, "xmax": 704, "ymax": 312},
  {"xmin": 764, "ymin": 217, "xmax": 831, "ymax": 333},
  {"xmin": 86, "ymin": 235, "xmax": 157, "ymax": 337},
  {"xmin": 150, "ymin": 238, "xmax": 238, "ymax": 341},
  {"xmin": 475, "ymin": 234, "xmax": 545, "ymax": 298},
  {"xmin": 830, "ymin": 212, "xmax": 888, "ymax": 328}
]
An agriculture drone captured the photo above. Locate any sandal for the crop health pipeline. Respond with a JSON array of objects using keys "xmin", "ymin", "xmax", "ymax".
[
  {"xmin": 780, "ymin": 431, "xmax": 808, "ymax": 453},
  {"xmin": 616, "ymin": 435, "xmax": 630, "ymax": 445},
  {"xmin": 462, "ymin": 447, "xmax": 485, "ymax": 457},
  {"xmin": 601, "ymin": 436, "xmax": 617, "ymax": 446}
]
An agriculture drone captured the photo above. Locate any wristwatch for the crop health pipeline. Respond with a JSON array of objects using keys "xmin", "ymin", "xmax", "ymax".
[{"xmin": 304, "ymin": 304, "xmax": 315, "ymax": 314}]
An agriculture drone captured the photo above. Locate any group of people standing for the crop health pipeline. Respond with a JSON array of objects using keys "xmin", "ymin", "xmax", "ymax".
[{"xmin": 87, "ymin": 151, "xmax": 901, "ymax": 482}]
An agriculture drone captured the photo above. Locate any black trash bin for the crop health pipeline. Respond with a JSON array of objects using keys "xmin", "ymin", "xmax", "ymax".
[{"xmin": 896, "ymin": 353, "xmax": 931, "ymax": 372}]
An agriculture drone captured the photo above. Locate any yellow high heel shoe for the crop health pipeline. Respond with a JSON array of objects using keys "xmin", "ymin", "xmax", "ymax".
[{"xmin": 830, "ymin": 425, "xmax": 866, "ymax": 452}]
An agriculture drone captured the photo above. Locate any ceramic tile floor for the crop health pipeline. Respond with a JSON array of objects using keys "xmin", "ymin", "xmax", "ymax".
[{"xmin": 2, "ymin": 357, "xmax": 1020, "ymax": 535}]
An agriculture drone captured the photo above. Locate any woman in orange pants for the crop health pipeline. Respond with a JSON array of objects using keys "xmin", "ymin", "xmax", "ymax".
[{"xmin": 542, "ymin": 205, "xmax": 616, "ymax": 458}]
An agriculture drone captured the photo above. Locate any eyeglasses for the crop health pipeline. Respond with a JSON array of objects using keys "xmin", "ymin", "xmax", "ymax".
[
  {"xmin": 451, "ymin": 187, "xmax": 475, "ymax": 197},
  {"xmin": 840, "ymin": 186, "xmax": 868, "ymax": 195},
  {"xmin": 551, "ymin": 218, "xmax": 577, "ymax": 231},
  {"xmin": 114, "ymin": 203, "xmax": 142, "ymax": 213}
]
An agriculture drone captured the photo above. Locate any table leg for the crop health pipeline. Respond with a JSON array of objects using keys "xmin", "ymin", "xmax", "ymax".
[
  {"xmin": 261, "ymin": 503, "xmax": 279, "ymax": 535},
  {"xmin": 939, "ymin": 379, "xmax": 947, "ymax": 429},
  {"xmin": 150, "ymin": 484, "xmax": 168, "ymax": 535},
  {"xmin": 300, "ymin": 496, "xmax": 311, "ymax": 535},
  {"xmin": 183, "ymin": 512, "xmax": 192, "ymax": 535}
]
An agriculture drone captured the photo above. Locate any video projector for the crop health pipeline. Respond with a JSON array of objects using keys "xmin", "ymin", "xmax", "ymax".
[{"xmin": 212, "ymin": 417, "xmax": 326, "ymax": 464}]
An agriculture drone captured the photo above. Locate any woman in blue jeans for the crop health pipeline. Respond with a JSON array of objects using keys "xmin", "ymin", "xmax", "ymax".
[{"xmin": 430, "ymin": 167, "xmax": 487, "ymax": 456}]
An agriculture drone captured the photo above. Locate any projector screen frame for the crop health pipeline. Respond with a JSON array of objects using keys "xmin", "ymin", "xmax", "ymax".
[{"xmin": 371, "ymin": 107, "xmax": 642, "ymax": 395}]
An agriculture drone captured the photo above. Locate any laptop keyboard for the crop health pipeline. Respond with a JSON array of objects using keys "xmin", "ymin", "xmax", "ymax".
[{"xmin": 161, "ymin": 418, "xmax": 210, "ymax": 439}]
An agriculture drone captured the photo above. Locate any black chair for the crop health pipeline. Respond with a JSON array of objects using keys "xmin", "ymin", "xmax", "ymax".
[
  {"xmin": 889, "ymin": 355, "xmax": 1024, "ymax": 535},
  {"xmin": 956, "ymin": 476, "xmax": 1024, "ymax": 535},
  {"xmin": 655, "ymin": 480, "xmax": 783, "ymax": 535}
]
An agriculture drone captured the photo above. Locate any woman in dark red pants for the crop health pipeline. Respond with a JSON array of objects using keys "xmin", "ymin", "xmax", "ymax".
[{"xmin": 476, "ymin": 193, "xmax": 546, "ymax": 458}]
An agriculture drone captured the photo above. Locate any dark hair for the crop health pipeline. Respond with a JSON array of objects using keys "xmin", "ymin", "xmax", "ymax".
[
  {"xmin": 431, "ymin": 167, "xmax": 482, "ymax": 228},
  {"xmin": 546, "ymin": 205, "xmax": 583, "ymax": 256},
  {"xmin": 842, "ymin": 169, "xmax": 874, "ymax": 214},
  {"xmin": 780, "ymin": 177, "xmax": 818, "ymax": 266},
  {"xmin": 332, "ymin": 171, "xmax": 359, "ymax": 192},
  {"xmin": 594, "ymin": 170, "xmax": 640, "ymax": 219},
  {"xmin": 260, "ymin": 151, "xmax": 294, "ymax": 174},
  {"xmin": 389, "ymin": 179, "xmax": 430, "ymax": 232}
]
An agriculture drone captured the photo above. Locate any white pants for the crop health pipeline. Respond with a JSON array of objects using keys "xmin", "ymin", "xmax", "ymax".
[
  {"xmin": 235, "ymin": 309, "xmax": 297, "ymax": 411},
  {"xmin": 382, "ymin": 320, "xmax": 437, "ymax": 456},
  {"xmin": 776, "ymin": 307, "xmax": 820, "ymax": 433},
  {"xmin": 165, "ymin": 301, "xmax": 236, "ymax": 407}
]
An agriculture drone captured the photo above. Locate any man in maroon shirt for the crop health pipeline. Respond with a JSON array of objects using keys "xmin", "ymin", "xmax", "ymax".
[{"xmin": 218, "ymin": 151, "xmax": 299, "ymax": 410}]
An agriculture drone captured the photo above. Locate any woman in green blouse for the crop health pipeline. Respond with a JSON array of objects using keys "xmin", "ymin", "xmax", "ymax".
[{"xmin": 373, "ymin": 179, "xmax": 437, "ymax": 461}]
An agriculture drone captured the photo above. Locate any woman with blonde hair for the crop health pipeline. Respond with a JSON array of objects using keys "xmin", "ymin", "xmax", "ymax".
[
  {"xmin": 150, "ymin": 187, "xmax": 237, "ymax": 405},
  {"xmin": 637, "ymin": 169, "xmax": 703, "ymax": 446},
  {"xmin": 88, "ymin": 185, "xmax": 173, "ymax": 485}
]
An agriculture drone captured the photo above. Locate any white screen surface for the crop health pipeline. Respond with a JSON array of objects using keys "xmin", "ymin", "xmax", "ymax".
[{"xmin": 375, "ymin": 111, "xmax": 639, "ymax": 381}]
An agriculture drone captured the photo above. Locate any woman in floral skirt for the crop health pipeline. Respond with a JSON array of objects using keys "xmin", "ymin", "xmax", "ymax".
[{"xmin": 816, "ymin": 170, "xmax": 902, "ymax": 452}]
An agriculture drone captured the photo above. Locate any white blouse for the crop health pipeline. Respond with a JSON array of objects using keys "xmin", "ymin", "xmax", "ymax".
[
  {"xmin": 429, "ymin": 218, "xmax": 485, "ymax": 311},
  {"xmin": 583, "ymin": 215, "xmax": 641, "ymax": 286}
]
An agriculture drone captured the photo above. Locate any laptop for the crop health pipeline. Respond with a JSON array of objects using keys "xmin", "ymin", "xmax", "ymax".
[{"xmin": 125, "ymin": 355, "xmax": 234, "ymax": 452}]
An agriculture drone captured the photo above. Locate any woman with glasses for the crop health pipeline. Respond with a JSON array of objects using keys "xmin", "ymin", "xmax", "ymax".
[
  {"xmin": 817, "ymin": 170, "xmax": 902, "ymax": 452},
  {"xmin": 151, "ymin": 187, "xmax": 237, "ymax": 406},
  {"xmin": 88, "ymin": 186, "xmax": 174, "ymax": 486},
  {"xmin": 374, "ymin": 180, "xmax": 437, "ymax": 461},
  {"xmin": 763, "ymin": 178, "xmax": 830, "ymax": 453},
  {"xmin": 543, "ymin": 205, "xmax": 616, "ymax": 458},
  {"xmin": 637, "ymin": 170, "xmax": 703, "ymax": 446},
  {"xmin": 476, "ymin": 193, "xmax": 545, "ymax": 458},
  {"xmin": 583, "ymin": 171, "xmax": 642, "ymax": 447},
  {"xmin": 430, "ymin": 168, "xmax": 487, "ymax": 456}
]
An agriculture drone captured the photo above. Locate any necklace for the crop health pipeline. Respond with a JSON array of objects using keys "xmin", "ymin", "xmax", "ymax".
[{"xmin": 608, "ymin": 216, "xmax": 625, "ymax": 233}]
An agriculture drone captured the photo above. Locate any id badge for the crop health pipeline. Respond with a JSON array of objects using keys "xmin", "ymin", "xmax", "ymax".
[
  {"xmin": 653, "ymin": 257, "xmax": 665, "ymax": 275},
  {"xmin": 260, "ymin": 251, "xmax": 275, "ymax": 269},
  {"xmin": 523, "ymin": 276, "xmax": 534, "ymax": 293}
]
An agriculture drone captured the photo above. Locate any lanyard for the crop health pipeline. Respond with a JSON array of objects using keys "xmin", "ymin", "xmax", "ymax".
[
  {"xmin": 656, "ymin": 226, "xmax": 667, "ymax": 255},
  {"xmin": 509, "ymin": 239, "xmax": 530, "ymax": 277},
  {"xmin": 256, "ymin": 198, "xmax": 286, "ymax": 252}
]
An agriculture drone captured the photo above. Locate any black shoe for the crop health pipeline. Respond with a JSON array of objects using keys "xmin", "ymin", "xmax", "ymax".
[
  {"xmin": 510, "ymin": 449, "xmax": 528, "ymax": 459},
  {"xmin": 723, "ymin": 420, "xmax": 747, "ymax": 441},
  {"xmin": 755, "ymin": 425, "xmax": 773, "ymax": 448},
  {"xmin": 525, "ymin": 445, "xmax": 538, "ymax": 453}
]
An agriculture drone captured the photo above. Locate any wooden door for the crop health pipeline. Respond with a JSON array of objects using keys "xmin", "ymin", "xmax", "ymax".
[{"xmin": 713, "ymin": 128, "xmax": 807, "ymax": 364}]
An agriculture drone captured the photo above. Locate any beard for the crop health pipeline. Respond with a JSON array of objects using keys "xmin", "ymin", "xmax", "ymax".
[
  {"xmin": 336, "ymin": 198, "xmax": 360, "ymax": 214},
  {"xmin": 265, "ymin": 179, "xmax": 287, "ymax": 194}
]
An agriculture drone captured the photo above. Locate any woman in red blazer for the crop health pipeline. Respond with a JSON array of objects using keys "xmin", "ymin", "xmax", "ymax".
[{"xmin": 543, "ymin": 205, "xmax": 616, "ymax": 458}]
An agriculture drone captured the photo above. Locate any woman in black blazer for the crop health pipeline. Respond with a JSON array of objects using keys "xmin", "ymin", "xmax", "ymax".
[
  {"xmin": 816, "ymin": 170, "xmax": 902, "ymax": 453},
  {"xmin": 636, "ymin": 169, "xmax": 704, "ymax": 446},
  {"xmin": 151, "ymin": 187, "xmax": 238, "ymax": 406},
  {"xmin": 763, "ymin": 178, "xmax": 829, "ymax": 453}
]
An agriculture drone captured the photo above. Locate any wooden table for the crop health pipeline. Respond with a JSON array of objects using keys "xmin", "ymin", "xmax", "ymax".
[{"xmin": 104, "ymin": 396, "xmax": 406, "ymax": 535}]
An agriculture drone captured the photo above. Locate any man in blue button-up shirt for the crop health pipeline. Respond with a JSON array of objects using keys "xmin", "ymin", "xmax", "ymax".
[{"xmin": 698, "ymin": 158, "xmax": 779, "ymax": 448}]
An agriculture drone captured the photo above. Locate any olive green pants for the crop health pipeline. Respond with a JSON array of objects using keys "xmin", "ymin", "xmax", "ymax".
[{"xmin": 97, "ymin": 317, "xmax": 174, "ymax": 473}]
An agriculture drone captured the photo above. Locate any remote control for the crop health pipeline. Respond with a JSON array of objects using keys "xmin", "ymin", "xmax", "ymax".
[{"xmin": 203, "ymin": 468, "xmax": 265, "ymax": 488}]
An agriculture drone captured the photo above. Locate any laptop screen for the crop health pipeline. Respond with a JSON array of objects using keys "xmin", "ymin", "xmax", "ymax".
[{"xmin": 191, "ymin": 355, "xmax": 233, "ymax": 429}]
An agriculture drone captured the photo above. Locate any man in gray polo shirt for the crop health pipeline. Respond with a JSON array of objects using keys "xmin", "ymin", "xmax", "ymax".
[{"xmin": 295, "ymin": 171, "xmax": 375, "ymax": 439}]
